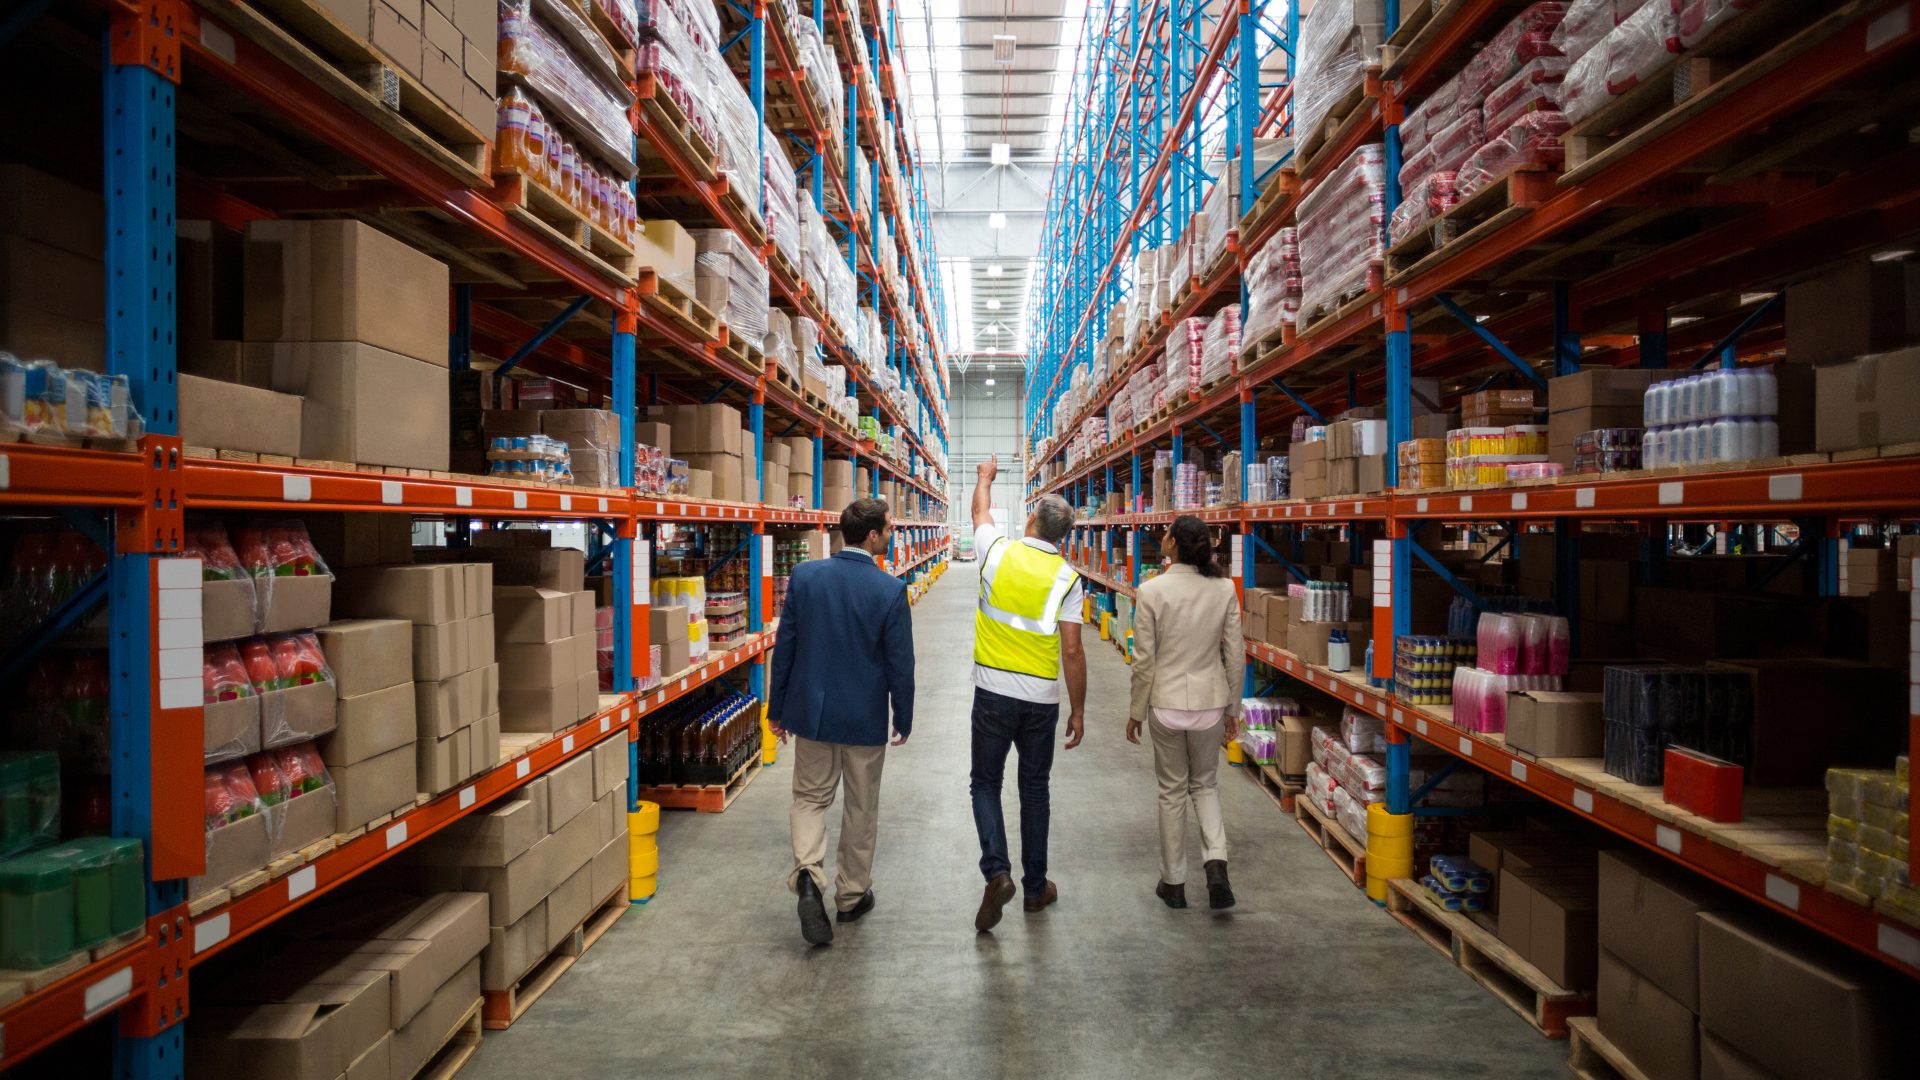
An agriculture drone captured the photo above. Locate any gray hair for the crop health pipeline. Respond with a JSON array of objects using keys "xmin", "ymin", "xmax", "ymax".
[{"xmin": 1032, "ymin": 495, "xmax": 1075, "ymax": 543}]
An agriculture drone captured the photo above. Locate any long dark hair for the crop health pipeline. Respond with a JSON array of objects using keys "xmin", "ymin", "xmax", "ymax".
[{"xmin": 1169, "ymin": 516, "xmax": 1224, "ymax": 578}]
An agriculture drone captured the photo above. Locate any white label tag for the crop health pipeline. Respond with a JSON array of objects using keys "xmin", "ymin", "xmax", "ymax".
[
  {"xmin": 562, "ymin": 495, "xmax": 574, "ymax": 511},
  {"xmin": 287, "ymin": 866, "xmax": 316, "ymax": 900},
  {"xmin": 1767, "ymin": 474, "xmax": 1803, "ymax": 501},
  {"xmin": 381, "ymin": 480, "xmax": 402, "ymax": 504},
  {"xmin": 563, "ymin": 734, "xmax": 576, "ymax": 753},
  {"xmin": 281, "ymin": 475, "xmax": 312, "ymax": 502},
  {"xmin": 0, "ymin": 453, "xmax": 9, "ymax": 490},
  {"xmin": 634, "ymin": 541, "xmax": 651, "ymax": 594},
  {"xmin": 1458, "ymin": 737, "xmax": 1472, "ymax": 756},
  {"xmin": 1866, "ymin": 4, "xmax": 1910, "ymax": 50},
  {"xmin": 1764, "ymin": 874, "xmax": 1800, "ymax": 911},
  {"xmin": 455, "ymin": 487, "xmax": 474, "ymax": 507},
  {"xmin": 601, "ymin": 716, "xmax": 612, "ymax": 734},
  {"xmin": 679, "ymin": 678, "xmax": 688, "ymax": 691},
  {"xmin": 1510, "ymin": 761, "xmax": 1527, "ymax": 782},
  {"xmin": 1416, "ymin": 498, "xmax": 1429, "ymax": 512},
  {"xmin": 1230, "ymin": 535, "xmax": 1243, "ymax": 577},
  {"xmin": 1511, "ymin": 493, "xmax": 1527, "ymax": 511},
  {"xmin": 1658, "ymin": 482, "xmax": 1684, "ymax": 506},
  {"xmin": 1573, "ymin": 788, "xmax": 1593, "ymax": 813},
  {"xmin": 1878, "ymin": 923, "xmax": 1920, "ymax": 967},
  {"xmin": 599, "ymin": 498, "xmax": 609, "ymax": 512},
  {"xmin": 385, "ymin": 822, "xmax": 407, "ymax": 849},
  {"xmin": 1351, "ymin": 503, "xmax": 1362, "ymax": 516},
  {"xmin": 1656, "ymin": 825, "xmax": 1682, "ymax": 853},
  {"xmin": 513, "ymin": 491, "xmax": 528, "ymax": 509},
  {"xmin": 1459, "ymin": 496, "xmax": 1473, "ymax": 512},
  {"xmin": 459, "ymin": 786, "xmax": 476, "ymax": 810},
  {"xmin": 83, "ymin": 967, "xmax": 134, "ymax": 1017},
  {"xmin": 516, "ymin": 758, "xmax": 531, "ymax": 779},
  {"xmin": 157, "ymin": 557, "xmax": 201, "ymax": 589},
  {"xmin": 194, "ymin": 913, "xmax": 230, "ymax": 953}
]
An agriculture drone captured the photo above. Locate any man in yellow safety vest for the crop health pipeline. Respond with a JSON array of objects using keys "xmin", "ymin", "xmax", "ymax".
[{"xmin": 967, "ymin": 454, "xmax": 1086, "ymax": 932}]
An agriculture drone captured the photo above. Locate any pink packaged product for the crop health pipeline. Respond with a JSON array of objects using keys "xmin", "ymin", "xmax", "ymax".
[
  {"xmin": 1504, "ymin": 460, "xmax": 1567, "ymax": 481},
  {"xmin": 1396, "ymin": 143, "xmax": 1439, "ymax": 200},
  {"xmin": 1669, "ymin": 0, "xmax": 1760, "ymax": 51},
  {"xmin": 1562, "ymin": 2, "xmax": 1678, "ymax": 126},
  {"xmin": 1552, "ymin": 0, "xmax": 1651, "ymax": 60},
  {"xmin": 1461, "ymin": 3, "xmax": 1570, "ymax": 98},
  {"xmin": 1389, "ymin": 172, "xmax": 1459, "ymax": 246},
  {"xmin": 1478, "ymin": 612, "xmax": 1521, "ymax": 675},
  {"xmin": 1427, "ymin": 111, "xmax": 1490, "ymax": 177},
  {"xmin": 1482, "ymin": 57, "xmax": 1572, "ymax": 133},
  {"xmin": 1455, "ymin": 111, "xmax": 1571, "ymax": 200},
  {"xmin": 1296, "ymin": 144, "xmax": 1387, "ymax": 323}
]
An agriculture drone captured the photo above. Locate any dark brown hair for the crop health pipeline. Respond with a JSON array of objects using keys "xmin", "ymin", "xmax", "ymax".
[
  {"xmin": 840, "ymin": 498, "xmax": 890, "ymax": 544},
  {"xmin": 1169, "ymin": 516, "xmax": 1223, "ymax": 577}
]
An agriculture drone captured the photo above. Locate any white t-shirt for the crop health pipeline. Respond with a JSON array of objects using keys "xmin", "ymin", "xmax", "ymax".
[{"xmin": 972, "ymin": 523, "xmax": 1083, "ymax": 705}]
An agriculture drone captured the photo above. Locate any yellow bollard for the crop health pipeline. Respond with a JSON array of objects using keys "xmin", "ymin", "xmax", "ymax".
[
  {"xmin": 630, "ymin": 874, "xmax": 657, "ymax": 901},
  {"xmin": 1225, "ymin": 741, "xmax": 1245, "ymax": 766},
  {"xmin": 760, "ymin": 703, "xmax": 778, "ymax": 765},
  {"xmin": 1365, "ymin": 803, "xmax": 1416, "ymax": 904},
  {"xmin": 628, "ymin": 800, "xmax": 660, "ymax": 837},
  {"xmin": 629, "ymin": 842, "xmax": 659, "ymax": 879}
]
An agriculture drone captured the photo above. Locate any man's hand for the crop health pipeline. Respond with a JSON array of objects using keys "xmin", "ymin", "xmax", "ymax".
[
  {"xmin": 890, "ymin": 728, "xmax": 908, "ymax": 747},
  {"xmin": 1125, "ymin": 718, "xmax": 1142, "ymax": 745},
  {"xmin": 768, "ymin": 718, "xmax": 790, "ymax": 744},
  {"xmin": 977, "ymin": 454, "xmax": 997, "ymax": 483},
  {"xmin": 1064, "ymin": 711, "xmax": 1085, "ymax": 750}
]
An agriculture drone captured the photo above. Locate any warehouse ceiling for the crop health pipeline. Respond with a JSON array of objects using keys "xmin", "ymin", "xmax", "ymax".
[{"xmin": 898, "ymin": 0, "xmax": 1081, "ymax": 369}]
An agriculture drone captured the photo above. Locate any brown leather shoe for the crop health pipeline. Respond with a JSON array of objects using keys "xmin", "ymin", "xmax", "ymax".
[
  {"xmin": 1023, "ymin": 880, "xmax": 1059, "ymax": 913},
  {"xmin": 975, "ymin": 874, "xmax": 1017, "ymax": 932}
]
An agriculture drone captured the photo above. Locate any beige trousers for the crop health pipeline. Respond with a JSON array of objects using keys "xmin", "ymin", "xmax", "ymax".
[
  {"xmin": 788, "ymin": 736, "xmax": 888, "ymax": 912},
  {"xmin": 1149, "ymin": 718, "xmax": 1229, "ymax": 885}
]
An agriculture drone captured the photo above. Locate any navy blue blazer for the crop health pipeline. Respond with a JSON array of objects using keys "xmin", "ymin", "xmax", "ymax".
[{"xmin": 768, "ymin": 549, "xmax": 915, "ymax": 745}]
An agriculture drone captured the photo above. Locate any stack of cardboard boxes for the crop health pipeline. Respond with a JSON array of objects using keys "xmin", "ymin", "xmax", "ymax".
[
  {"xmin": 1473, "ymin": 829, "xmax": 1601, "ymax": 993},
  {"xmin": 0, "ymin": 165, "xmax": 106, "ymax": 383},
  {"xmin": 1324, "ymin": 416, "xmax": 1388, "ymax": 496},
  {"xmin": 189, "ymin": 889, "xmax": 489, "ymax": 1080},
  {"xmin": 315, "ymin": 0, "xmax": 499, "ymax": 137},
  {"xmin": 335, "ymin": 560, "xmax": 503, "ymax": 806},
  {"xmin": 316, "ymin": 617, "xmax": 416, "ymax": 831},
  {"xmin": 492, "ymin": 580, "xmax": 599, "ymax": 733},
  {"xmin": 1289, "ymin": 438, "xmax": 1327, "ymax": 500},
  {"xmin": 784, "ymin": 436, "xmax": 817, "ymax": 507},
  {"xmin": 539, "ymin": 408, "xmax": 621, "ymax": 489},
  {"xmin": 649, "ymin": 604, "xmax": 692, "ymax": 682},
  {"xmin": 651, "ymin": 403, "xmax": 753, "ymax": 502},
  {"xmin": 822, "ymin": 458, "xmax": 857, "ymax": 511},
  {"xmin": 413, "ymin": 738, "xmax": 628, "ymax": 997},
  {"xmin": 763, "ymin": 438, "xmax": 793, "ymax": 507},
  {"xmin": 1546, "ymin": 369, "xmax": 1677, "ymax": 469}
]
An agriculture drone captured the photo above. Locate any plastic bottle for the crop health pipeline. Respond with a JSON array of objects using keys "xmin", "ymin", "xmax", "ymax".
[
  {"xmin": 1754, "ymin": 365, "xmax": 1778, "ymax": 417},
  {"xmin": 1736, "ymin": 417, "xmax": 1762, "ymax": 462},
  {"xmin": 1758, "ymin": 418, "xmax": 1780, "ymax": 458},
  {"xmin": 497, "ymin": 88, "xmax": 533, "ymax": 174},
  {"xmin": 1711, "ymin": 416, "xmax": 1739, "ymax": 462},
  {"xmin": 1327, "ymin": 629, "xmax": 1350, "ymax": 673},
  {"xmin": 1643, "ymin": 381, "xmax": 1665, "ymax": 427}
]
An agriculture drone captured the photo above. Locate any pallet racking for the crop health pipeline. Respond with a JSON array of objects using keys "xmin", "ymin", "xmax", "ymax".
[
  {"xmin": 1023, "ymin": 0, "xmax": 1920, "ymax": 985},
  {"xmin": 0, "ymin": 0, "xmax": 950, "ymax": 1069}
]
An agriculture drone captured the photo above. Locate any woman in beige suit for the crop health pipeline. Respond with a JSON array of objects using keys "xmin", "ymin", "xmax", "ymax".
[{"xmin": 1127, "ymin": 515, "xmax": 1246, "ymax": 909}]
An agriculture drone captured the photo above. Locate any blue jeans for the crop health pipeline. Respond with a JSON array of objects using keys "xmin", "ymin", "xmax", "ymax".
[{"xmin": 969, "ymin": 687, "xmax": 1059, "ymax": 897}]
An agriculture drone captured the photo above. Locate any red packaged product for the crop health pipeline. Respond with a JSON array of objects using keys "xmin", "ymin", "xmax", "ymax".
[
  {"xmin": 203, "ymin": 642, "xmax": 253, "ymax": 704},
  {"xmin": 1427, "ymin": 111, "xmax": 1488, "ymax": 176},
  {"xmin": 239, "ymin": 638, "xmax": 279, "ymax": 692},
  {"xmin": 185, "ymin": 525, "xmax": 245, "ymax": 582},
  {"xmin": 1482, "ymin": 57, "xmax": 1571, "ymax": 134},
  {"xmin": 1456, "ymin": 112, "xmax": 1571, "ymax": 200},
  {"xmin": 245, "ymin": 751, "xmax": 290, "ymax": 808},
  {"xmin": 271, "ymin": 631, "xmax": 331, "ymax": 686},
  {"xmin": 1669, "ymin": 0, "xmax": 1758, "ymax": 51},
  {"xmin": 1552, "ymin": 0, "xmax": 1640, "ymax": 60},
  {"xmin": 206, "ymin": 762, "xmax": 261, "ymax": 829},
  {"xmin": 273, "ymin": 743, "xmax": 330, "ymax": 797},
  {"xmin": 1461, "ymin": 2, "xmax": 1569, "ymax": 97}
]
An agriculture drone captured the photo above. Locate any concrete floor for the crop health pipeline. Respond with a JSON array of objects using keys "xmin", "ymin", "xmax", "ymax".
[{"xmin": 464, "ymin": 570, "xmax": 1568, "ymax": 1079}]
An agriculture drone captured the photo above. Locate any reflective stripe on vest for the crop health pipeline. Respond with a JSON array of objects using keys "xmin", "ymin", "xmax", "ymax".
[{"xmin": 974, "ymin": 538, "xmax": 1079, "ymax": 679}]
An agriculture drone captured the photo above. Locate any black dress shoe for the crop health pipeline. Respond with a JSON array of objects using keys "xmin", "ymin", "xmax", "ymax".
[
  {"xmin": 837, "ymin": 890, "xmax": 876, "ymax": 923},
  {"xmin": 797, "ymin": 876, "xmax": 834, "ymax": 945},
  {"xmin": 1205, "ymin": 860, "xmax": 1236, "ymax": 910},
  {"xmin": 1156, "ymin": 881, "xmax": 1188, "ymax": 909}
]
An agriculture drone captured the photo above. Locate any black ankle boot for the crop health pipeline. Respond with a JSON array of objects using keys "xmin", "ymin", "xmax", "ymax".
[
  {"xmin": 1204, "ymin": 860, "xmax": 1235, "ymax": 910},
  {"xmin": 797, "ymin": 876, "xmax": 833, "ymax": 945},
  {"xmin": 1155, "ymin": 881, "xmax": 1187, "ymax": 909}
]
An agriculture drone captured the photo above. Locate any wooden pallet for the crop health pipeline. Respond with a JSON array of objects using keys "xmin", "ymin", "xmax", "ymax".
[
  {"xmin": 1381, "ymin": 0, "xmax": 1467, "ymax": 77},
  {"xmin": 411, "ymin": 998, "xmax": 485, "ymax": 1080},
  {"xmin": 1298, "ymin": 285, "xmax": 1380, "ymax": 344},
  {"xmin": 1295, "ymin": 63, "xmax": 1381, "ymax": 177},
  {"xmin": 1237, "ymin": 167, "xmax": 1299, "ymax": 235},
  {"xmin": 1293, "ymin": 795, "xmax": 1367, "ymax": 888},
  {"xmin": 482, "ymin": 888, "xmax": 628, "ymax": 1029},
  {"xmin": 635, "ymin": 72, "xmax": 720, "ymax": 182},
  {"xmin": 493, "ymin": 171, "xmax": 639, "ymax": 283},
  {"xmin": 640, "ymin": 271, "xmax": 722, "ymax": 342},
  {"xmin": 1565, "ymin": 1017, "xmax": 1650, "ymax": 1080},
  {"xmin": 1386, "ymin": 877, "xmax": 1594, "ymax": 1038},
  {"xmin": 1386, "ymin": 168, "xmax": 1558, "ymax": 282},
  {"xmin": 770, "ymin": 362, "xmax": 804, "ymax": 396},
  {"xmin": 200, "ymin": 0, "xmax": 490, "ymax": 187},
  {"xmin": 1243, "ymin": 761, "xmax": 1302, "ymax": 814},
  {"xmin": 638, "ymin": 754, "xmax": 762, "ymax": 813}
]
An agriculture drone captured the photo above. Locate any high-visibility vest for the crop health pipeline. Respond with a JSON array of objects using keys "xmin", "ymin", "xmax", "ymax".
[{"xmin": 974, "ymin": 537, "xmax": 1080, "ymax": 680}]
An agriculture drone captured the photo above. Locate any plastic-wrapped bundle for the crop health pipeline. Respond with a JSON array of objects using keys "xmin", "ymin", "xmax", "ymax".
[
  {"xmin": 1553, "ymin": 0, "xmax": 1650, "ymax": 60},
  {"xmin": 1455, "ymin": 110, "xmax": 1571, "ymax": 199},
  {"xmin": 1483, "ymin": 57, "xmax": 1572, "ymax": 134},
  {"xmin": 500, "ymin": 0, "xmax": 636, "ymax": 167},
  {"xmin": 1669, "ymin": 0, "xmax": 1759, "ymax": 50},
  {"xmin": 1297, "ymin": 143, "xmax": 1386, "ymax": 323},
  {"xmin": 1305, "ymin": 761, "xmax": 1339, "ymax": 815},
  {"xmin": 793, "ymin": 15, "xmax": 845, "ymax": 151},
  {"xmin": 690, "ymin": 228, "xmax": 770, "ymax": 342},
  {"xmin": 1294, "ymin": 0, "xmax": 1386, "ymax": 145},
  {"xmin": 1419, "ymin": 110, "xmax": 1487, "ymax": 186},
  {"xmin": 700, "ymin": 47, "xmax": 764, "ymax": 221},
  {"xmin": 1333, "ymin": 784, "xmax": 1372, "ymax": 839},
  {"xmin": 860, "ymin": 307, "xmax": 885, "ymax": 373},
  {"xmin": 1265, "ymin": 454, "xmax": 1291, "ymax": 500},
  {"xmin": 1561, "ymin": 2, "xmax": 1678, "ymax": 126},
  {"xmin": 824, "ymin": 249, "xmax": 858, "ymax": 338},
  {"xmin": 1460, "ymin": 3, "xmax": 1569, "ymax": 99},
  {"xmin": 1165, "ymin": 317, "xmax": 1205, "ymax": 396},
  {"xmin": 1109, "ymin": 392, "xmax": 1132, "ymax": 435},
  {"xmin": 800, "ymin": 198, "xmax": 832, "ymax": 299},
  {"xmin": 1400, "ymin": 67, "xmax": 1471, "ymax": 164},
  {"xmin": 635, "ymin": 41, "xmax": 717, "ymax": 153},
  {"xmin": 1602, "ymin": 664, "xmax": 1753, "ymax": 785},
  {"xmin": 1388, "ymin": 171, "xmax": 1459, "ymax": 246},
  {"xmin": 1342, "ymin": 707, "xmax": 1387, "ymax": 753},
  {"xmin": 1199, "ymin": 306, "xmax": 1241, "ymax": 386},
  {"xmin": 765, "ymin": 144, "xmax": 802, "ymax": 272}
]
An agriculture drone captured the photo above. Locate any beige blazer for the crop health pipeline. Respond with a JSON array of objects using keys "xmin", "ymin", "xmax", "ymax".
[{"xmin": 1128, "ymin": 563, "xmax": 1245, "ymax": 724}]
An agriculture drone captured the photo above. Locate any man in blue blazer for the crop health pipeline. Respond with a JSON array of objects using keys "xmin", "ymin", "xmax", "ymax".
[{"xmin": 769, "ymin": 497, "xmax": 915, "ymax": 946}]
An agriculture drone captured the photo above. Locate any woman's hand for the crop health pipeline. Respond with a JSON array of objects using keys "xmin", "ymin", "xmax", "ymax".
[{"xmin": 1125, "ymin": 718, "xmax": 1143, "ymax": 745}]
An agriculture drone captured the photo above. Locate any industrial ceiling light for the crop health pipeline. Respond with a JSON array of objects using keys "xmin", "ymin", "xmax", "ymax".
[
  {"xmin": 986, "ymin": 264, "xmax": 1003, "ymax": 276},
  {"xmin": 989, "ymin": 212, "xmax": 1007, "ymax": 229},
  {"xmin": 987, "ymin": 298, "xmax": 1001, "ymax": 310},
  {"xmin": 992, "ymin": 34, "xmax": 1016, "ymax": 65},
  {"xmin": 985, "ymin": 378, "xmax": 997, "ymax": 386},
  {"xmin": 990, "ymin": 142, "xmax": 1011, "ymax": 165}
]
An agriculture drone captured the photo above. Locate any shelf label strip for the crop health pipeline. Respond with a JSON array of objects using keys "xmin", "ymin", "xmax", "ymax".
[{"xmin": 82, "ymin": 967, "xmax": 134, "ymax": 1019}]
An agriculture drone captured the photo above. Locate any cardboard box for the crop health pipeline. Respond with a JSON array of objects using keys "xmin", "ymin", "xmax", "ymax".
[
  {"xmin": 1787, "ymin": 255, "xmax": 1920, "ymax": 366},
  {"xmin": 634, "ymin": 420, "xmax": 672, "ymax": 457},
  {"xmin": 331, "ymin": 743, "xmax": 416, "ymax": 832},
  {"xmin": 648, "ymin": 604, "xmax": 689, "ymax": 643},
  {"xmin": 590, "ymin": 833, "xmax": 625, "ymax": 904},
  {"xmin": 545, "ymin": 753, "xmax": 595, "ymax": 831},
  {"xmin": 546, "ymin": 862, "xmax": 594, "ymax": 948},
  {"xmin": 1277, "ymin": 714, "xmax": 1330, "ymax": 776},
  {"xmin": 256, "ymin": 573, "xmax": 334, "ymax": 635},
  {"xmin": 337, "ymin": 564, "xmax": 461, "ymax": 625},
  {"xmin": 1549, "ymin": 404, "xmax": 1645, "ymax": 452},
  {"xmin": 242, "ymin": 219, "xmax": 448, "ymax": 365},
  {"xmin": 687, "ymin": 452, "xmax": 744, "ymax": 501},
  {"xmin": 201, "ymin": 577, "xmax": 257, "ymax": 642},
  {"xmin": 270, "ymin": 786, "xmax": 337, "ymax": 857},
  {"xmin": 191, "ymin": 813, "xmax": 270, "ymax": 899},
  {"xmin": 1597, "ymin": 848, "xmax": 1728, "ymax": 1011},
  {"xmin": 658, "ymin": 636, "xmax": 690, "ymax": 680},
  {"xmin": 307, "ymin": 513, "xmax": 414, "ymax": 569},
  {"xmin": 178, "ymin": 374, "xmax": 304, "ymax": 457},
  {"xmin": 260, "ymin": 680, "xmax": 338, "ymax": 747},
  {"xmin": 1698, "ymin": 1030, "xmax": 1775, "ymax": 1080},
  {"xmin": 187, "ymin": 966, "xmax": 390, "ymax": 1080},
  {"xmin": 0, "ymin": 164, "xmax": 103, "ymax": 257},
  {"xmin": 482, "ymin": 900, "xmax": 548, "ymax": 992},
  {"xmin": 1505, "ymin": 691, "xmax": 1604, "ymax": 758},
  {"xmin": 467, "ymin": 614, "xmax": 495, "ymax": 669},
  {"xmin": 368, "ymin": 0, "xmax": 421, "ymax": 75},
  {"xmin": 245, "ymin": 341, "xmax": 449, "ymax": 469},
  {"xmin": 493, "ymin": 586, "xmax": 571, "ymax": 643},
  {"xmin": 1815, "ymin": 347, "xmax": 1920, "ymax": 451},
  {"xmin": 1550, "ymin": 368, "xmax": 1684, "ymax": 411},
  {"xmin": 1631, "ymin": 588, "xmax": 1825, "ymax": 663},
  {"xmin": 419, "ymin": 790, "xmax": 544, "ymax": 868},
  {"xmin": 316, "ymin": 619, "xmax": 412, "ymax": 697},
  {"xmin": 1703, "ymin": 658, "xmax": 1903, "ymax": 787},
  {"xmin": 391, "ymin": 959, "xmax": 480, "ymax": 1080},
  {"xmin": 592, "ymin": 735, "xmax": 626, "ymax": 799},
  {"xmin": 411, "ymin": 620, "xmax": 469, "ymax": 681},
  {"xmin": 462, "ymin": 839, "xmax": 551, "ymax": 926},
  {"xmin": 500, "ymin": 680, "xmax": 579, "ymax": 734},
  {"xmin": 324, "ymin": 681, "xmax": 416, "ymax": 767},
  {"xmin": 416, "ymin": 668, "xmax": 484, "ymax": 738},
  {"xmin": 497, "ymin": 640, "xmax": 575, "ymax": 689},
  {"xmin": 1698, "ymin": 910, "xmax": 1904, "ymax": 1079},
  {"xmin": 205, "ymin": 694, "xmax": 262, "ymax": 764},
  {"xmin": 452, "ymin": 0, "xmax": 495, "ymax": 43},
  {"xmin": 687, "ymin": 469, "xmax": 713, "ymax": 499},
  {"xmin": 821, "ymin": 458, "xmax": 854, "ymax": 487},
  {"xmin": 1527, "ymin": 875, "xmax": 1600, "ymax": 991},
  {"xmin": 471, "ymin": 547, "xmax": 584, "ymax": 592},
  {"xmin": 634, "ymin": 220, "xmax": 695, "ymax": 284},
  {"xmin": 418, "ymin": 724, "xmax": 471, "ymax": 792},
  {"xmin": 1597, "ymin": 950, "xmax": 1698, "ymax": 1080}
]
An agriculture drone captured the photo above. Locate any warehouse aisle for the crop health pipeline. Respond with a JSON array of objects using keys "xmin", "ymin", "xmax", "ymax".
[{"xmin": 464, "ymin": 573, "xmax": 1567, "ymax": 1079}]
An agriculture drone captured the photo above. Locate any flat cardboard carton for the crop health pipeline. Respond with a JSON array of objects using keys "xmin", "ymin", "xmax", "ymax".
[
  {"xmin": 257, "ymin": 573, "xmax": 334, "ymax": 635},
  {"xmin": 259, "ymin": 679, "xmax": 338, "ymax": 748},
  {"xmin": 178, "ymin": 373, "xmax": 303, "ymax": 457},
  {"xmin": 245, "ymin": 340, "xmax": 449, "ymax": 469},
  {"xmin": 545, "ymin": 862, "xmax": 594, "ymax": 948},
  {"xmin": 364, "ymin": 891, "xmax": 488, "ymax": 994},
  {"xmin": 1550, "ymin": 368, "xmax": 1684, "ymax": 410},
  {"xmin": 242, "ymin": 219, "xmax": 449, "ymax": 365},
  {"xmin": 418, "ymin": 791, "xmax": 543, "ymax": 868},
  {"xmin": 1786, "ymin": 255, "xmax": 1920, "ymax": 366},
  {"xmin": 471, "ymin": 547, "xmax": 585, "ymax": 592},
  {"xmin": 418, "ymin": 724, "xmax": 472, "ymax": 793},
  {"xmin": 1815, "ymin": 347, "xmax": 1920, "ymax": 450},
  {"xmin": 269, "ymin": 786, "xmax": 337, "ymax": 857},
  {"xmin": 330, "ymin": 743, "xmax": 416, "ymax": 832},
  {"xmin": 1504, "ymin": 691, "xmax": 1604, "ymax": 759},
  {"xmin": 316, "ymin": 618, "xmax": 413, "ymax": 697},
  {"xmin": 336, "ymin": 564, "xmax": 461, "ymax": 625},
  {"xmin": 546, "ymin": 754, "xmax": 595, "ymax": 831},
  {"xmin": 412, "ymin": 619, "xmax": 469, "ymax": 681},
  {"xmin": 205, "ymin": 694, "xmax": 262, "ymax": 764},
  {"xmin": 322, "ymin": 681, "xmax": 415, "ymax": 767},
  {"xmin": 391, "ymin": 959, "xmax": 480, "ymax": 1080},
  {"xmin": 576, "ymin": 672, "xmax": 601, "ymax": 718},
  {"xmin": 500, "ymin": 679, "xmax": 579, "ymax": 733},
  {"xmin": 497, "ymin": 639, "xmax": 574, "ymax": 689},
  {"xmin": 659, "ymin": 636, "xmax": 690, "ymax": 680},
  {"xmin": 467, "ymin": 614, "xmax": 496, "ymax": 670},
  {"xmin": 342, "ymin": 1031, "xmax": 388, "ymax": 1080},
  {"xmin": 1698, "ymin": 1030, "xmax": 1775, "ymax": 1080},
  {"xmin": 307, "ymin": 513, "xmax": 413, "ymax": 569},
  {"xmin": 202, "ymin": 576, "xmax": 257, "ymax": 642},
  {"xmin": 190, "ymin": 812, "xmax": 270, "ymax": 899},
  {"xmin": 568, "ymin": 591, "xmax": 594, "ymax": 638},
  {"xmin": 590, "ymin": 833, "xmax": 625, "ymax": 904},
  {"xmin": 1597, "ymin": 949, "xmax": 1698, "ymax": 1080},
  {"xmin": 592, "ymin": 733, "xmax": 626, "ymax": 797},
  {"xmin": 1277, "ymin": 714, "xmax": 1331, "ymax": 776},
  {"xmin": 494, "ymin": 586, "xmax": 571, "ymax": 643},
  {"xmin": 482, "ymin": 899, "xmax": 548, "ymax": 991},
  {"xmin": 415, "ymin": 667, "xmax": 484, "ymax": 738},
  {"xmin": 464, "ymin": 836, "xmax": 553, "ymax": 925},
  {"xmin": 186, "ymin": 966, "xmax": 390, "ymax": 1080},
  {"xmin": 1598, "ymin": 848, "xmax": 1728, "ymax": 1011}
]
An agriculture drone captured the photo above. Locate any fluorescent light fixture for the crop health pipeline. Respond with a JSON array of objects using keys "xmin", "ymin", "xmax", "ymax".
[
  {"xmin": 987, "ymin": 298, "xmax": 1002, "ymax": 310},
  {"xmin": 989, "ymin": 212, "xmax": 1007, "ymax": 229},
  {"xmin": 990, "ymin": 142, "xmax": 1011, "ymax": 165},
  {"xmin": 985, "ymin": 378, "xmax": 997, "ymax": 386},
  {"xmin": 987, "ymin": 264, "xmax": 1003, "ymax": 277},
  {"xmin": 993, "ymin": 34, "xmax": 1017, "ymax": 65}
]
